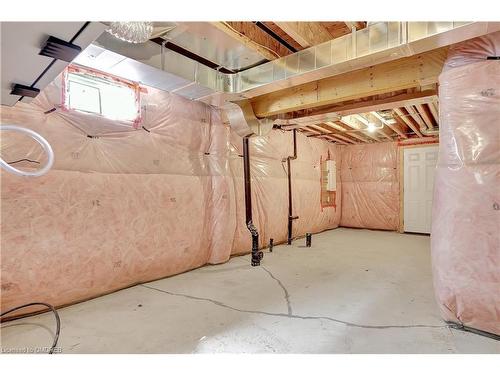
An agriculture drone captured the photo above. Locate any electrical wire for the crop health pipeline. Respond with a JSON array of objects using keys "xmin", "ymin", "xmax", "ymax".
[
  {"xmin": 1, "ymin": 302, "xmax": 61, "ymax": 354},
  {"xmin": 7, "ymin": 158, "xmax": 41, "ymax": 165}
]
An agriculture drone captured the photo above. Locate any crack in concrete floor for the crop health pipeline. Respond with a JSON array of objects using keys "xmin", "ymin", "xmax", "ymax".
[
  {"xmin": 261, "ymin": 266, "xmax": 293, "ymax": 315},
  {"xmin": 140, "ymin": 284, "xmax": 450, "ymax": 330}
]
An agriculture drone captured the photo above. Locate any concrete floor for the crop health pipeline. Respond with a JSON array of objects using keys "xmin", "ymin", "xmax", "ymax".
[{"xmin": 1, "ymin": 228, "xmax": 499, "ymax": 354}]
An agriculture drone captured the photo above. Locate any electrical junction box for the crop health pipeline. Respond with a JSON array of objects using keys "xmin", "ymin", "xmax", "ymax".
[{"xmin": 326, "ymin": 160, "xmax": 336, "ymax": 191}]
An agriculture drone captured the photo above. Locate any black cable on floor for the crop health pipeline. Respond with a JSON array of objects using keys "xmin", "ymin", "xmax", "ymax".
[{"xmin": 1, "ymin": 302, "xmax": 61, "ymax": 354}]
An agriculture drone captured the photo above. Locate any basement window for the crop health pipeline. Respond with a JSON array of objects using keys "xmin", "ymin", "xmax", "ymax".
[{"xmin": 64, "ymin": 66, "xmax": 140, "ymax": 123}]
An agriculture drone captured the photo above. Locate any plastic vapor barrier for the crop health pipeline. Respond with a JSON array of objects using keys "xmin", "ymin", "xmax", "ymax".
[
  {"xmin": 0, "ymin": 74, "xmax": 341, "ymax": 313},
  {"xmin": 431, "ymin": 31, "xmax": 500, "ymax": 335},
  {"xmin": 340, "ymin": 142, "xmax": 400, "ymax": 230}
]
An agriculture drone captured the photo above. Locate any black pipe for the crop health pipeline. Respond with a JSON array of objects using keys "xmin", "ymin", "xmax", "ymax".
[
  {"xmin": 306, "ymin": 233, "xmax": 312, "ymax": 247},
  {"xmin": 269, "ymin": 238, "xmax": 274, "ymax": 252},
  {"xmin": 253, "ymin": 22, "xmax": 299, "ymax": 53},
  {"xmin": 150, "ymin": 37, "xmax": 269, "ymax": 74},
  {"xmin": 243, "ymin": 136, "xmax": 263, "ymax": 266},
  {"xmin": 287, "ymin": 129, "xmax": 298, "ymax": 245}
]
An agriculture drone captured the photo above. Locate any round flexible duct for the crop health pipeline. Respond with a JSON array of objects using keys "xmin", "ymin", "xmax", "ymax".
[{"xmin": 0, "ymin": 125, "xmax": 54, "ymax": 177}]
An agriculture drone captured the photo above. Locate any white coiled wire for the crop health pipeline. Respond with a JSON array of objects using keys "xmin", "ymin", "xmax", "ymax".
[{"xmin": 0, "ymin": 125, "xmax": 54, "ymax": 177}]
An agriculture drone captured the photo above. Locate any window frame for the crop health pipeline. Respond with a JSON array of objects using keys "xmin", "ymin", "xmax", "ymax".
[{"xmin": 62, "ymin": 65, "xmax": 142, "ymax": 127}]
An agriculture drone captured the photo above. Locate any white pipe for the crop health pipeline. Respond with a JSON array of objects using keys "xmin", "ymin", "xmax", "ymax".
[{"xmin": 0, "ymin": 125, "xmax": 54, "ymax": 177}]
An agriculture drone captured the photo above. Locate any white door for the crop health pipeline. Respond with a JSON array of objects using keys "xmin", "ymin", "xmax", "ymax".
[{"xmin": 403, "ymin": 146, "xmax": 439, "ymax": 233}]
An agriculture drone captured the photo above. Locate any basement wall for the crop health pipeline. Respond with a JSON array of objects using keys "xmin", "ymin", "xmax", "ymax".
[
  {"xmin": 0, "ymin": 75, "xmax": 341, "ymax": 313},
  {"xmin": 340, "ymin": 142, "xmax": 400, "ymax": 230}
]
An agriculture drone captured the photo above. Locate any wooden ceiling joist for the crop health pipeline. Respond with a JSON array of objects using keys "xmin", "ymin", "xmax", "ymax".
[
  {"xmin": 305, "ymin": 123, "xmax": 360, "ymax": 145},
  {"xmin": 405, "ymin": 105, "xmax": 429, "ymax": 131},
  {"xmin": 304, "ymin": 126, "xmax": 349, "ymax": 144},
  {"xmin": 260, "ymin": 22, "xmax": 304, "ymax": 51},
  {"xmin": 415, "ymin": 104, "xmax": 436, "ymax": 129},
  {"xmin": 250, "ymin": 47, "xmax": 448, "ymax": 117},
  {"xmin": 344, "ymin": 22, "xmax": 366, "ymax": 31},
  {"xmin": 363, "ymin": 113, "xmax": 394, "ymax": 140},
  {"xmin": 273, "ymin": 22, "xmax": 334, "ymax": 48},
  {"xmin": 320, "ymin": 22, "xmax": 355, "ymax": 38},
  {"xmin": 212, "ymin": 22, "xmax": 289, "ymax": 60},
  {"xmin": 339, "ymin": 116, "xmax": 380, "ymax": 142},
  {"xmin": 393, "ymin": 108, "xmax": 423, "ymax": 138},
  {"xmin": 327, "ymin": 133, "xmax": 357, "ymax": 144},
  {"xmin": 373, "ymin": 114, "xmax": 407, "ymax": 139},
  {"xmin": 428, "ymin": 101, "xmax": 439, "ymax": 124},
  {"xmin": 330, "ymin": 122, "xmax": 371, "ymax": 143},
  {"xmin": 315, "ymin": 123, "xmax": 359, "ymax": 144}
]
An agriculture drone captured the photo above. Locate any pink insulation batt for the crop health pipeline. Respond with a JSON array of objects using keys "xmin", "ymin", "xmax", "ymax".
[
  {"xmin": 0, "ymin": 75, "xmax": 341, "ymax": 313},
  {"xmin": 431, "ymin": 32, "xmax": 500, "ymax": 335},
  {"xmin": 340, "ymin": 142, "xmax": 400, "ymax": 231}
]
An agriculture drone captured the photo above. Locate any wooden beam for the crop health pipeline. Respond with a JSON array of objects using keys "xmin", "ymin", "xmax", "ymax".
[
  {"xmin": 251, "ymin": 48, "xmax": 447, "ymax": 117},
  {"xmin": 285, "ymin": 89, "xmax": 437, "ymax": 119},
  {"xmin": 333, "ymin": 90, "xmax": 438, "ymax": 117},
  {"xmin": 273, "ymin": 112, "xmax": 340, "ymax": 127},
  {"xmin": 274, "ymin": 22, "xmax": 333, "ymax": 48},
  {"xmin": 394, "ymin": 108, "xmax": 423, "ymax": 138},
  {"xmin": 211, "ymin": 22, "xmax": 288, "ymax": 61}
]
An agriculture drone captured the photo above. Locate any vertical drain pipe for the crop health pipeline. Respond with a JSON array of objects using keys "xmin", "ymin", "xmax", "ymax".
[
  {"xmin": 287, "ymin": 129, "xmax": 298, "ymax": 244},
  {"xmin": 243, "ymin": 136, "xmax": 263, "ymax": 266}
]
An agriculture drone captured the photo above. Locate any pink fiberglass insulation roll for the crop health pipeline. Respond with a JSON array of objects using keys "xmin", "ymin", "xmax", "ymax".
[
  {"xmin": 431, "ymin": 31, "xmax": 500, "ymax": 335},
  {"xmin": 340, "ymin": 142, "xmax": 400, "ymax": 230},
  {"xmin": 1, "ymin": 73, "xmax": 340, "ymax": 314}
]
